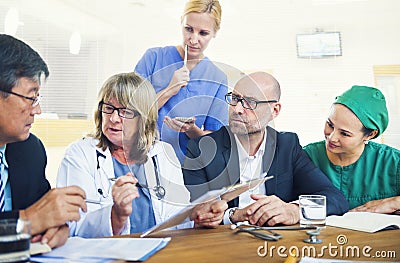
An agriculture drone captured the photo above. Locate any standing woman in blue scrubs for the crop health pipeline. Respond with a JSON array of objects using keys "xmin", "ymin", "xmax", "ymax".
[{"xmin": 135, "ymin": 0, "xmax": 228, "ymax": 163}]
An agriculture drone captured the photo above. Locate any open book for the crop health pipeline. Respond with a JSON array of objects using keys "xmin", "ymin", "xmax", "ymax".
[
  {"xmin": 141, "ymin": 176, "xmax": 273, "ymax": 237},
  {"xmin": 326, "ymin": 212, "xmax": 400, "ymax": 233}
]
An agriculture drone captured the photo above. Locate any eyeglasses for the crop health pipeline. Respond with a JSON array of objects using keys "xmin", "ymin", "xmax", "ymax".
[
  {"xmin": 98, "ymin": 101, "xmax": 138, "ymax": 119},
  {"xmin": 225, "ymin": 92, "xmax": 278, "ymax": 110},
  {"xmin": 0, "ymin": 89, "xmax": 42, "ymax": 107}
]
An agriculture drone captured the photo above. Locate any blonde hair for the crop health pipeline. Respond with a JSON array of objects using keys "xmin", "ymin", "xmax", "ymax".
[
  {"xmin": 93, "ymin": 72, "xmax": 158, "ymax": 163},
  {"xmin": 182, "ymin": 0, "xmax": 222, "ymax": 32}
]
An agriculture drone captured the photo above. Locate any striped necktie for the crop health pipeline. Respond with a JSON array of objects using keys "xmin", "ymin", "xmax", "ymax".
[{"xmin": 0, "ymin": 151, "xmax": 5, "ymax": 212}]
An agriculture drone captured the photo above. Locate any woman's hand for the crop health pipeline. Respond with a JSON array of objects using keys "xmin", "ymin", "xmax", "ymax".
[
  {"xmin": 169, "ymin": 65, "xmax": 190, "ymax": 90},
  {"xmin": 111, "ymin": 173, "xmax": 139, "ymax": 234},
  {"xmin": 164, "ymin": 116, "xmax": 196, "ymax": 133},
  {"xmin": 350, "ymin": 196, "xmax": 400, "ymax": 214},
  {"xmin": 157, "ymin": 66, "xmax": 190, "ymax": 109}
]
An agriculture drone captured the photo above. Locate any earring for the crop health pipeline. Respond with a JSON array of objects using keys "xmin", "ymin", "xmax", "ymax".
[{"xmin": 364, "ymin": 140, "xmax": 369, "ymax": 145}]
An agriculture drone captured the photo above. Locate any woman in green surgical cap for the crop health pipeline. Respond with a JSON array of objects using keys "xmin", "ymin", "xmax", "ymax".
[{"xmin": 304, "ymin": 85, "xmax": 400, "ymax": 213}]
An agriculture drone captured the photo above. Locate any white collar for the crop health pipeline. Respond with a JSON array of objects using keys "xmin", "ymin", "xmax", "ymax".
[{"xmin": 234, "ymin": 131, "xmax": 267, "ymax": 163}]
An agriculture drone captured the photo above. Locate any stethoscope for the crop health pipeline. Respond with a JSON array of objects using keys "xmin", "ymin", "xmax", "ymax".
[
  {"xmin": 95, "ymin": 150, "xmax": 166, "ymax": 200},
  {"xmin": 151, "ymin": 156, "xmax": 166, "ymax": 200}
]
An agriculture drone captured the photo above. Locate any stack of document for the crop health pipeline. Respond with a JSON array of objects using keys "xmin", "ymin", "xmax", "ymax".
[{"xmin": 31, "ymin": 237, "xmax": 170, "ymax": 262}]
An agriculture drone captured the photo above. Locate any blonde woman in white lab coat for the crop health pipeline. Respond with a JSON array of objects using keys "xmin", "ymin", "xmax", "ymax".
[{"xmin": 57, "ymin": 72, "xmax": 192, "ymax": 238}]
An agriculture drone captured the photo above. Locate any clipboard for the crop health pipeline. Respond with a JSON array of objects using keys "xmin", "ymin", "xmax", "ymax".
[
  {"xmin": 140, "ymin": 176, "xmax": 273, "ymax": 237},
  {"xmin": 220, "ymin": 176, "xmax": 273, "ymax": 202}
]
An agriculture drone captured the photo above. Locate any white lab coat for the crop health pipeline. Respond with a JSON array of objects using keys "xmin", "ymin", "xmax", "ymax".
[{"xmin": 57, "ymin": 137, "xmax": 193, "ymax": 238}]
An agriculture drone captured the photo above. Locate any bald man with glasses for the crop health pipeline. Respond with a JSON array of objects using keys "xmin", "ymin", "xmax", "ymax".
[
  {"xmin": 0, "ymin": 34, "xmax": 87, "ymax": 248},
  {"xmin": 184, "ymin": 72, "xmax": 348, "ymax": 227}
]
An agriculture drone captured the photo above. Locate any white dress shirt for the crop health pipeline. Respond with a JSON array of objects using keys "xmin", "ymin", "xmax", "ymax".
[{"xmin": 223, "ymin": 133, "xmax": 267, "ymax": 224}]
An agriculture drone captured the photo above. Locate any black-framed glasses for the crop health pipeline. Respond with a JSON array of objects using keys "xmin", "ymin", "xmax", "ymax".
[
  {"xmin": 98, "ymin": 101, "xmax": 139, "ymax": 119},
  {"xmin": 225, "ymin": 92, "xmax": 278, "ymax": 110},
  {"xmin": 0, "ymin": 89, "xmax": 42, "ymax": 107}
]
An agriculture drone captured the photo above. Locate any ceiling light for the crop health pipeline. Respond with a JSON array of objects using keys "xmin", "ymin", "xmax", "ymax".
[
  {"xmin": 4, "ymin": 8, "xmax": 19, "ymax": 36},
  {"xmin": 69, "ymin": 31, "xmax": 81, "ymax": 55}
]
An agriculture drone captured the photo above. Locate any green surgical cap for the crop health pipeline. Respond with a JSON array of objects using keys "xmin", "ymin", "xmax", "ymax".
[{"xmin": 334, "ymin": 85, "xmax": 388, "ymax": 138}]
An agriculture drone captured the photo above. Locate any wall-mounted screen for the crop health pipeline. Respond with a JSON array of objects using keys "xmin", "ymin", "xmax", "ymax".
[{"xmin": 296, "ymin": 32, "xmax": 342, "ymax": 58}]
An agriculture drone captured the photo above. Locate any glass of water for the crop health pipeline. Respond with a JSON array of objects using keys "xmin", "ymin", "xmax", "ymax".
[
  {"xmin": 0, "ymin": 219, "xmax": 31, "ymax": 262},
  {"xmin": 299, "ymin": 195, "xmax": 326, "ymax": 227}
]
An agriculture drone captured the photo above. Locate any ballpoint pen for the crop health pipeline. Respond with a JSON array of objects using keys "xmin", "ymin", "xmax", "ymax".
[
  {"xmin": 109, "ymin": 177, "xmax": 144, "ymax": 188},
  {"xmin": 231, "ymin": 221, "xmax": 318, "ymax": 231},
  {"xmin": 184, "ymin": 44, "xmax": 188, "ymax": 66},
  {"xmin": 85, "ymin": 199, "xmax": 113, "ymax": 205},
  {"xmin": 235, "ymin": 227, "xmax": 281, "ymax": 241}
]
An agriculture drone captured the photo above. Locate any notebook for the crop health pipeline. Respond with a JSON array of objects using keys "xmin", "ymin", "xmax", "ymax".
[{"xmin": 326, "ymin": 212, "xmax": 400, "ymax": 233}]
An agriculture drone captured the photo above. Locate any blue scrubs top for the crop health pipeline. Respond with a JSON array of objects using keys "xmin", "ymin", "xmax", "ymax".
[
  {"xmin": 112, "ymin": 158, "xmax": 156, "ymax": 234},
  {"xmin": 135, "ymin": 46, "xmax": 228, "ymax": 162}
]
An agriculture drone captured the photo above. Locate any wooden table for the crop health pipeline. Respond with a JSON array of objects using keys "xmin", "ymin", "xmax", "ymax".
[{"xmin": 123, "ymin": 225, "xmax": 399, "ymax": 262}]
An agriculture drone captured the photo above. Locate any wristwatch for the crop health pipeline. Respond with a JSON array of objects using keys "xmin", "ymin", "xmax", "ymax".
[{"xmin": 229, "ymin": 208, "xmax": 238, "ymax": 223}]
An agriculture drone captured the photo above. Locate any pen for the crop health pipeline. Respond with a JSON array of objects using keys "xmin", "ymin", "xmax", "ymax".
[
  {"xmin": 85, "ymin": 199, "xmax": 113, "ymax": 205},
  {"xmin": 247, "ymin": 226, "xmax": 318, "ymax": 231},
  {"xmin": 184, "ymin": 44, "xmax": 188, "ymax": 65},
  {"xmin": 109, "ymin": 178, "xmax": 143, "ymax": 188}
]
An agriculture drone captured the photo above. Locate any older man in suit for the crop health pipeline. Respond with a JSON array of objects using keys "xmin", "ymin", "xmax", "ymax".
[
  {"xmin": 184, "ymin": 72, "xmax": 348, "ymax": 226},
  {"xmin": 0, "ymin": 34, "xmax": 87, "ymax": 248}
]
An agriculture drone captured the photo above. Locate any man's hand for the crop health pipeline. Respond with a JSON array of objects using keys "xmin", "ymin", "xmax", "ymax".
[
  {"xmin": 22, "ymin": 186, "xmax": 87, "ymax": 235},
  {"xmin": 350, "ymin": 196, "xmax": 400, "ymax": 214},
  {"xmin": 191, "ymin": 200, "xmax": 228, "ymax": 228},
  {"xmin": 232, "ymin": 194, "xmax": 299, "ymax": 226},
  {"xmin": 31, "ymin": 224, "xmax": 70, "ymax": 248}
]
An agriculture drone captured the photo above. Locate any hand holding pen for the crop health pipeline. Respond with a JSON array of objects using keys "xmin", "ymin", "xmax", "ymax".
[
  {"xmin": 109, "ymin": 173, "xmax": 140, "ymax": 235},
  {"xmin": 157, "ymin": 45, "xmax": 189, "ymax": 109},
  {"xmin": 169, "ymin": 45, "xmax": 190, "ymax": 90},
  {"xmin": 111, "ymin": 173, "xmax": 139, "ymax": 216}
]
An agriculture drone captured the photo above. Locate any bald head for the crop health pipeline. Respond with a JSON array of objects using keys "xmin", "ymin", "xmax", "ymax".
[
  {"xmin": 229, "ymin": 71, "xmax": 282, "ymax": 138},
  {"xmin": 235, "ymin": 72, "xmax": 281, "ymax": 101}
]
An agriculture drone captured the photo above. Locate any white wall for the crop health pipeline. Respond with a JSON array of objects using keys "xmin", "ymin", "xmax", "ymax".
[
  {"xmin": 1, "ymin": 0, "xmax": 399, "ymax": 186},
  {"xmin": 102, "ymin": 0, "xmax": 400, "ymax": 145}
]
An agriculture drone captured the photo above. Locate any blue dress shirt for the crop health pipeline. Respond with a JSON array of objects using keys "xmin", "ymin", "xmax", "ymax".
[{"xmin": 0, "ymin": 145, "xmax": 11, "ymax": 211}]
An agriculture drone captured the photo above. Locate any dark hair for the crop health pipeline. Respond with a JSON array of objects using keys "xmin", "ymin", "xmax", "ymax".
[
  {"xmin": 0, "ymin": 34, "xmax": 49, "ymax": 97},
  {"xmin": 361, "ymin": 126, "xmax": 375, "ymax": 137}
]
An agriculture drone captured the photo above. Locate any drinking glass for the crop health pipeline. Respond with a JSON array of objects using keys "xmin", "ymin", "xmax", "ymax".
[
  {"xmin": 0, "ymin": 219, "xmax": 31, "ymax": 262},
  {"xmin": 299, "ymin": 195, "xmax": 326, "ymax": 227}
]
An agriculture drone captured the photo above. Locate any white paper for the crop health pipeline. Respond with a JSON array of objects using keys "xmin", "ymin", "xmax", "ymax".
[
  {"xmin": 30, "ymin": 237, "xmax": 170, "ymax": 262},
  {"xmin": 30, "ymin": 242, "xmax": 51, "ymax": 255},
  {"xmin": 141, "ymin": 176, "xmax": 273, "ymax": 237},
  {"xmin": 141, "ymin": 188, "xmax": 226, "ymax": 237},
  {"xmin": 326, "ymin": 212, "xmax": 400, "ymax": 233}
]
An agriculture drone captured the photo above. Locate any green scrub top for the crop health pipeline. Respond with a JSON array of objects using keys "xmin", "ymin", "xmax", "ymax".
[{"xmin": 304, "ymin": 141, "xmax": 400, "ymax": 209}]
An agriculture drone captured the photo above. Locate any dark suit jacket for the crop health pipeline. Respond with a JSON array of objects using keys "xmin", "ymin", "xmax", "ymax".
[
  {"xmin": 0, "ymin": 133, "xmax": 50, "ymax": 219},
  {"xmin": 183, "ymin": 126, "xmax": 348, "ymax": 216}
]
